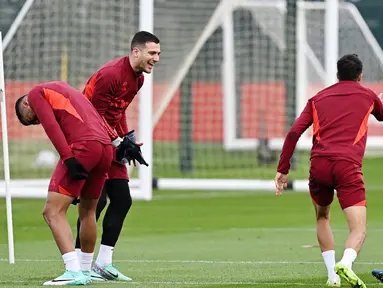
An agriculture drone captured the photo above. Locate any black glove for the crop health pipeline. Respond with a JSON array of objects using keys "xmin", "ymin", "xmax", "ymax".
[
  {"xmin": 116, "ymin": 131, "xmax": 149, "ymax": 166},
  {"xmin": 71, "ymin": 198, "xmax": 80, "ymax": 205},
  {"xmin": 64, "ymin": 157, "xmax": 89, "ymax": 180}
]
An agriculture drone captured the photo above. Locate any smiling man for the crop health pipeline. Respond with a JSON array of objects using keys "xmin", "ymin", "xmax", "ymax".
[{"xmin": 75, "ymin": 31, "xmax": 161, "ymax": 282}]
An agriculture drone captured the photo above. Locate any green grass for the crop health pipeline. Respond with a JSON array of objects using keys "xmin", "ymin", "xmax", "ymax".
[
  {"xmin": 1, "ymin": 141, "xmax": 383, "ymax": 286},
  {"xmin": 1, "ymin": 186, "xmax": 383, "ymax": 287}
]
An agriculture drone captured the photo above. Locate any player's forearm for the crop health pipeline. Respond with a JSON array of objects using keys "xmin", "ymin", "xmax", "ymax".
[
  {"xmin": 101, "ymin": 117, "xmax": 121, "ymax": 146},
  {"xmin": 116, "ymin": 114, "xmax": 128, "ymax": 137},
  {"xmin": 373, "ymin": 97, "xmax": 383, "ymax": 121},
  {"xmin": 277, "ymin": 131, "xmax": 300, "ymax": 174},
  {"xmin": 116, "ymin": 123, "xmax": 128, "ymax": 137}
]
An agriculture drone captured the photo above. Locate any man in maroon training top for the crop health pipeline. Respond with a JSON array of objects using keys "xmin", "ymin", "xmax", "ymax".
[
  {"xmin": 15, "ymin": 81, "xmax": 113, "ymax": 285},
  {"xmin": 75, "ymin": 31, "xmax": 161, "ymax": 281},
  {"xmin": 275, "ymin": 54, "xmax": 383, "ymax": 288}
]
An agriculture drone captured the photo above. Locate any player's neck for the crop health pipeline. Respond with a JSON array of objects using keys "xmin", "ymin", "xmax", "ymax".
[{"xmin": 128, "ymin": 56, "xmax": 142, "ymax": 75}]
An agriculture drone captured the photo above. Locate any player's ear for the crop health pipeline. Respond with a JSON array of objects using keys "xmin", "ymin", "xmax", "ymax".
[
  {"xmin": 22, "ymin": 97, "xmax": 29, "ymax": 107},
  {"xmin": 357, "ymin": 73, "xmax": 363, "ymax": 82},
  {"xmin": 132, "ymin": 47, "xmax": 140, "ymax": 58}
]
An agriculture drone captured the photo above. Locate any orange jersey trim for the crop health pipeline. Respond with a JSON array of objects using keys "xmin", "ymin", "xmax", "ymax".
[
  {"xmin": 312, "ymin": 101, "xmax": 320, "ymax": 142},
  {"xmin": 83, "ymin": 75, "xmax": 97, "ymax": 101},
  {"xmin": 43, "ymin": 88, "xmax": 83, "ymax": 122},
  {"xmin": 58, "ymin": 185, "xmax": 72, "ymax": 196},
  {"xmin": 116, "ymin": 122, "xmax": 125, "ymax": 137},
  {"xmin": 353, "ymin": 200, "xmax": 366, "ymax": 207},
  {"xmin": 102, "ymin": 117, "xmax": 118, "ymax": 139},
  {"xmin": 354, "ymin": 103, "xmax": 374, "ymax": 145}
]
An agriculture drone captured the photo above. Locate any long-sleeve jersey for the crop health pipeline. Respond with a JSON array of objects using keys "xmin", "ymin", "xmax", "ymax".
[
  {"xmin": 83, "ymin": 56, "xmax": 144, "ymax": 140},
  {"xmin": 277, "ymin": 81, "xmax": 383, "ymax": 174},
  {"xmin": 28, "ymin": 81, "xmax": 111, "ymax": 161}
]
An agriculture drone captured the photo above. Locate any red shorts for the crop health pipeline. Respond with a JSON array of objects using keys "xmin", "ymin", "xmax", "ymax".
[
  {"xmin": 108, "ymin": 147, "xmax": 128, "ymax": 180},
  {"xmin": 49, "ymin": 141, "xmax": 113, "ymax": 199},
  {"xmin": 309, "ymin": 158, "xmax": 366, "ymax": 210}
]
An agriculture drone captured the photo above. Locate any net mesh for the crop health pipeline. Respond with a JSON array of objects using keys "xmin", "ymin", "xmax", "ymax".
[{"xmin": 2, "ymin": 0, "xmax": 383, "ymax": 182}]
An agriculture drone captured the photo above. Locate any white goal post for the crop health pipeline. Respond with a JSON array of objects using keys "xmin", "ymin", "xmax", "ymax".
[{"xmin": 221, "ymin": 0, "xmax": 383, "ymax": 151}]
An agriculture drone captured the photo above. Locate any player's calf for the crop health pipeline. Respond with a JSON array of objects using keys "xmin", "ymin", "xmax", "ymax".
[
  {"xmin": 42, "ymin": 193, "xmax": 88, "ymax": 285},
  {"xmin": 99, "ymin": 179, "xmax": 132, "ymax": 249},
  {"xmin": 93, "ymin": 179, "xmax": 133, "ymax": 281},
  {"xmin": 314, "ymin": 202, "xmax": 334, "ymax": 251},
  {"xmin": 42, "ymin": 192, "xmax": 78, "ymax": 255},
  {"xmin": 312, "ymin": 201, "xmax": 338, "ymax": 283},
  {"xmin": 75, "ymin": 188, "xmax": 108, "ymax": 250},
  {"xmin": 338, "ymin": 205, "xmax": 366, "ymax": 270}
]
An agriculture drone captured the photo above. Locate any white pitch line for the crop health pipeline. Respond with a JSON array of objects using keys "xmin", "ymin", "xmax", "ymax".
[
  {"xmin": 9, "ymin": 226, "xmax": 383, "ymax": 233},
  {"xmin": 0, "ymin": 280, "xmax": 382, "ymax": 286},
  {"xmin": 1, "ymin": 258, "xmax": 383, "ymax": 265}
]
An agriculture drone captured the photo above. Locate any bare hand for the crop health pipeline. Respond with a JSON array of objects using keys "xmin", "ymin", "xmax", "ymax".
[{"xmin": 274, "ymin": 172, "xmax": 288, "ymax": 196}]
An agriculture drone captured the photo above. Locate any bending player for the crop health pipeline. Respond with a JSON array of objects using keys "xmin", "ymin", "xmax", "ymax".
[
  {"xmin": 15, "ymin": 81, "xmax": 113, "ymax": 285},
  {"xmin": 274, "ymin": 54, "xmax": 383, "ymax": 288},
  {"xmin": 74, "ymin": 31, "xmax": 160, "ymax": 281}
]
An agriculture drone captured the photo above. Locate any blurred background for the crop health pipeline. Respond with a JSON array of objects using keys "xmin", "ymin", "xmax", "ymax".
[
  {"xmin": 1, "ymin": 1, "xmax": 383, "ymax": 287},
  {"xmin": 1, "ymin": 0, "xmax": 383, "ymax": 189}
]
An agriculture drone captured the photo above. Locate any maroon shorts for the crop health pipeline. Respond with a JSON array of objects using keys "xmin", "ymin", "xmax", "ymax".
[
  {"xmin": 49, "ymin": 141, "xmax": 113, "ymax": 199},
  {"xmin": 309, "ymin": 158, "xmax": 366, "ymax": 210},
  {"xmin": 107, "ymin": 147, "xmax": 128, "ymax": 180}
]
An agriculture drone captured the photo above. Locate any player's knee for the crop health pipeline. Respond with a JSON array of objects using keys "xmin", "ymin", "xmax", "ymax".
[
  {"xmin": 42, "ymin": 206, "xmax": 61, "ymax": 226},
  {"xmin": 314, "ymin": 202, "xmax": 331, "ymax": 220},
  {"xmin": 316, "ymin": 210, "xmax": 330, "ymax": 220}
]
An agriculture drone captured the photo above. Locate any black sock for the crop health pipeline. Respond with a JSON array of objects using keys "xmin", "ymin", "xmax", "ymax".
[{"xmin": 101, "ymin": 179, "xmax": 132, "ymax": 247}]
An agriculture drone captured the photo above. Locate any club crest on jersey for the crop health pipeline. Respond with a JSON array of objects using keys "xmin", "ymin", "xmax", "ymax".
[
  {"xmin": 109, "ymin": 98, "xmax": 129, "ymax": 109},
  {"xmin": 121, "ymin": 82, "xmax": 128, "ymax": 92}
]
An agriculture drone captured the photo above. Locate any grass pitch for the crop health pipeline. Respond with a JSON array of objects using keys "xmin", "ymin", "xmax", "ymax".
[
  {"xmin": 1, "ymin": 187, "xmax": 383, "ymax": 287},
  {"xmin": 1, "ymin": 141, "xmax": 383, "ymax": 287}
]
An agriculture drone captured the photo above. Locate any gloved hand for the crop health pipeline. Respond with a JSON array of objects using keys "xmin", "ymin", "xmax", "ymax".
[
  {"xmin": 116, "ymin": 130, "xmax": 149, "ymax": 166},
  {"xmin": 71, "ymin": 198, "xmax": 80, "ymax": 205},
  {"xmin": 64, "ymin": 157, "xmax": 89, "ymax": 180}
]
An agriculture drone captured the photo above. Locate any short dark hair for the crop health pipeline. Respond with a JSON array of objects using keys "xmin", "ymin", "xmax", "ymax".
[
  {"xmin": 130, "ymin": 31, "xmax": 160, "ymax": 51},
  {"xmin": 15, "ymin": 95, "xmax": 29, "ymax": 126},
  {"xmin": 337, "ymin": 54, "xmax": 363, "ymax": 81}
]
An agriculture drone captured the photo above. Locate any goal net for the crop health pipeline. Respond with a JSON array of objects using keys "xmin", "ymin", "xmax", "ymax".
[
  {"xmin": 1, "ymin": 0, "xmax": 141, "ymax": 197},
  {"xmin": 1, "ymin": 0, "xmax": 383, "ymax": 198}
]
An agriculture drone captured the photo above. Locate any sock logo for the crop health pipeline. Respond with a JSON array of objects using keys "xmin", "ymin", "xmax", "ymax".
[{"xmin": 51, "ymin": 279, "xmax": 75, "ymax": 282}]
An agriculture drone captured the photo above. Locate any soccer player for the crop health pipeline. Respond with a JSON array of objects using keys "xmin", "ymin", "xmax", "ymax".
[
  {"xmin": 74, "ymin": 31, "xmax": 161, "ymax": 281},
  {"xmin": 274, "ymin": 54, "xmax": 383, "ymax": 288},
  {"xmin": 15, "ymin": 81, "xmax": 113, "ymax": 286}
]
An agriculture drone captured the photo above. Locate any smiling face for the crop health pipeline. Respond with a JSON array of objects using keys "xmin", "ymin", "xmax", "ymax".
[{"xmin": 131, "ymin": 41, "xmax": 161, "ymax": 74}]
